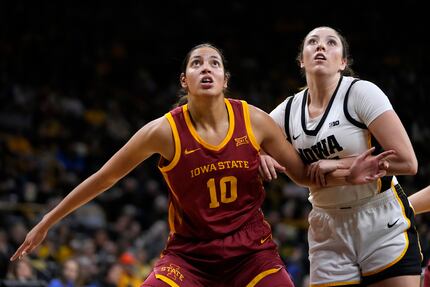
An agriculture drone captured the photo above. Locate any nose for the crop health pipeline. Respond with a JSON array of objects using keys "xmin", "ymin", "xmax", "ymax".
[
  {"xmin": 316, "ymin": 42, "xmax": 326, "ymax": 51},
  {"xmin": 201, "ymin": 61, "xmax": 212, "ymax": 73}
]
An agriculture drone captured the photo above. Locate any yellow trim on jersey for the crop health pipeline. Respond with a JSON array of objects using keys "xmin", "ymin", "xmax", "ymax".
[
  {"xmin": 246, "ymin": 267, "xmax": 281, "ymax": 287},
  {"xmin": 367, "ymin": 132, "xmax": 372, "ymax": 149},
  {"xmin": 311, "ymin": 280, "xmax": 361, "ymax": 287},
  {"xmin": 241, "ymin": 100, "xmax": 260, "ymax": 151},
  {"xmin": 362, "ymin": 182, "xmax": 410, "ymax": 276},
  {"xmin": 160, "ymin": 172, "xmax": 182, "ymax": 223},
  {"xmin": 155, "ymin": 274, "xmax": 180, "ymax": 287},
  {"xmin": 377, "ymin": 178, "xmax": 382, "ymax": 193},
  {"xmin": 182, "ymin": 99, "xmax": 235, "ymax": 151},
  {"xmin": 168, "ymin": 202, "xmax": 176, "ymax": 233},
  {"xmin": 159, "ymin": 113, "xmax": 181, "ymax": 172}
]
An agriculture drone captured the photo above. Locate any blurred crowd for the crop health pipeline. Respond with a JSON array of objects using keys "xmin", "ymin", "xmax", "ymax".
[{"xmin": 1, "ymin": 2, "xmax": 429, "ymax": 286}]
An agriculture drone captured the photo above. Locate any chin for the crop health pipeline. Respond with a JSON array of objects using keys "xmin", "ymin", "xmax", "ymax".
[
  {"xmin": 197, "ymin": 90, "xmax": 223, "ymax": 97},
  {"xmin": 309, "ymin": 68, "xmax": 331, "ymax": 76}
]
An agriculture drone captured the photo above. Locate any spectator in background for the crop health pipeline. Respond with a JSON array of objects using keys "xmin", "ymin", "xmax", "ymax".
[
  {"xmin": 4, "ymin": 257, "xmax": 46, "ymax": 286},
  {"xmin": 48, "ymin": 258, "xmax": 81, "ymax": 287}
]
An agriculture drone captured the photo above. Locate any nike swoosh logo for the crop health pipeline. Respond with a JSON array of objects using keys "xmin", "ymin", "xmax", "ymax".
[
  {"xmin": 184, "ymin": 148, "xmax": 201, "ymax": 155},
  {"xmin": 387, "ymin": 218, "xmax": 400, "ymax": 228},
  {"xmin": 260, "ymin": 234, "xmax": 272, "ymax": 244},
  {"xmin": 292, "ymin": 134, "xmax": 300, "ymax": 140}
]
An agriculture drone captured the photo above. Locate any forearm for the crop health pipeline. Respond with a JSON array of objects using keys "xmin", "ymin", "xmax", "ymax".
[
  {"xmin": 409, "ymin": 186, "xmax": 430, "ymax": 215},
  {"xmin": 324, "ymin": 169, "xmax": 353, "ymax": 187},
  {"xmin": 384, "ymin": 157, "xmax": 418, "ymax": 176},
  {"xmin": 38, "ymin": 172, "xmax": 116, "ymax": 231}
]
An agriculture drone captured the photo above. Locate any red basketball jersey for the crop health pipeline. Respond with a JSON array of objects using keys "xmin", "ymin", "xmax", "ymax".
[{"xmin": 158, "ymin": 99, "xmax": 264, "ymax": 240}]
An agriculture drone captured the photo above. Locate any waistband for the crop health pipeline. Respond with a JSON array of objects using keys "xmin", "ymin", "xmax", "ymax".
[{"xmin": 312, "ymin": 182, "xmax": 404, "ymax": 213}]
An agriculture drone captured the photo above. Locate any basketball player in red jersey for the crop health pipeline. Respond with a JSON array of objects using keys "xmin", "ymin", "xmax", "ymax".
[{"xmin": 10, "ymin": 43, "xmax": 393, "ymax": 286}]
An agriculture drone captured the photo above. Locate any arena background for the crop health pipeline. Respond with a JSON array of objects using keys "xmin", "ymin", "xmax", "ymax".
[{"xmin": 0, "ymin": 1, "xmax": 429, "ymax": 286}]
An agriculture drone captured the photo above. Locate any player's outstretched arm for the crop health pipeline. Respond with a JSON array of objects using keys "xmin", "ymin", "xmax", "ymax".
[
  {"xmin": 10, "ymin": 116, "xmax": 173, "ymax": 261},
  {"xmin": 409, "ymin": 185, "xmax": 430, "ymax": 215}
]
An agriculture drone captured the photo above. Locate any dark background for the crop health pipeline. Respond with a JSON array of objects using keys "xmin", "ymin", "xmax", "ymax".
[{"xmin": 1, "ymin": 1, "xmax": 429, "ymax": 286}]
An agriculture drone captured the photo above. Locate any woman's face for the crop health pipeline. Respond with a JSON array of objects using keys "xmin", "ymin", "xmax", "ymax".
[
  {"xmin": 63, "ymin": 260, "xmax": 79, "ymax": 282},
  {"xmin": 300, "ymin": 27, "xmax": 346, "ymax": 77},
  {"xmin": 181, "ymin": 46, "xmax": 228, "ymax": 98}
]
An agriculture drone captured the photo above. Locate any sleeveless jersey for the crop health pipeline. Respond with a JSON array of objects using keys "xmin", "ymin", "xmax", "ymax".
[
  {"xmin": 270, "ymin": 76, "xmax": 394, "ymax": 207},
  {"xmin": 158, "ymin": 99, "xmax": 264, "ymax": 239}
]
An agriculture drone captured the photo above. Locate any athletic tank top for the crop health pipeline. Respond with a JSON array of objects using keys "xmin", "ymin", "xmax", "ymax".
[
  {"xmin": 272, "ymin": 76, "xmax": 394, "ymax": 207},
  {"xmin": 159, "ymin": 99, "xmax": 264, "ymax": 239}
]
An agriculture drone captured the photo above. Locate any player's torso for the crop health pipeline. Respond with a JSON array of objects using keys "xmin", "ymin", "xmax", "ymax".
[
  {"xmin": 159, "ymin": 99, "xmax": 264, "ymax": 239},
  {"xmin": 290, "ymin": 77, "xmax": 370, "ymax": 164},
  {"xmin": 289, "ymin": 77, "xmax": 378, "ymax": 207}
]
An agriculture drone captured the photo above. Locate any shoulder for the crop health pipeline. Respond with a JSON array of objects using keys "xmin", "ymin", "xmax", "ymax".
[
  {"xmin": 133, "ymin": 115, "xmax": 173, "ymax": 149},
  {"xmin": 248, "ymin": 104, "xmax": 269, "ymax": 119},
  {"xmin": 350, "ymin": 79, "xmax": 385, "ymax": 95},
  {"xmin": 248, "ymin": 104, "xmax": 279, "ymax": 131},
  {"xmin": 132, "ymin": 115, "xmax": 174, "ymax": 160}
]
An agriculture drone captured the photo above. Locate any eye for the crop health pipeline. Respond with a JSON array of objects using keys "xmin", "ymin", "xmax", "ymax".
[
  {"xmin": 327, "ymin": 39, "xmax": 337, "ymax": 46},
  {"xmin": 190, "ymin": 59, "xmax": 201, "ymax": 67},
  {"xmin": 307, "ymin": 38, "xmax": 317, "ymax": 45},
  {"xmin": 211, "ymin": 60, "xmax": 221, "ymax": 67}
]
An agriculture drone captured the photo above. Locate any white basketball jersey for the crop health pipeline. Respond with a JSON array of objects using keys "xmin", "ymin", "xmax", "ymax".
[{"xmin": 270, "ymin": 76, "xmax": 393, "ymax": 207}]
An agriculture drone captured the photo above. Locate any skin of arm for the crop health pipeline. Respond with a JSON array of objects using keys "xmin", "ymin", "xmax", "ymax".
[
  {"xmin": 409, "ymin": 185, "xmax": 430, "ymax": 215},
  {"xmin": 368, "ymin": 110, "xmax": 417, "ymax": 175},
  {"xmin": 10, "ymin": 116, "xmax": 174, "ymax": 260}
]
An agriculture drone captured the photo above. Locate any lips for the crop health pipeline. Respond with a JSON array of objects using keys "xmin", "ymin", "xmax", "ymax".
[
  {"xmin": 200, "ymin": 76, "xmax": 214, "ymax": 88},
  {"xmin": 314, "ymin": 53, "xmax": 326, "ymax": 60},
  {"xmin": 200, "ymin": 76, "xmax": 214, "ymax": 83}
]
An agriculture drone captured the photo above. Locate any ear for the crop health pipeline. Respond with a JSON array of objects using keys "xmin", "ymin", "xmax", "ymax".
[
  {"xmin": 224, "ymin": 73, "xmax": 229, "ymax": 89},
  {"xmin": 300, "ymin": 59, "xmax": 305, "ymax": 69},
  {"xmin": 339, "ymin": 58, "xmax": 347, "ymax": 71},
  {"xmin": 180, "ymin": 73, "xmax": 187, "ymax": 89}
]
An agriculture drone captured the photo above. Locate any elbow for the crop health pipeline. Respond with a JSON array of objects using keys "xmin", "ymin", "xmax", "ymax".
[
  {"xmin": 409, "ymin": 159, "xmax": 418, "ymax": 175},
  {"xmin": 404, "ymin": 157, "xmax": 418, "ymax": 175}
]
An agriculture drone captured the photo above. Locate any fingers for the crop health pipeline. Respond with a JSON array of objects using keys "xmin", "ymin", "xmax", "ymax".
[
  {"xmin": 268, "ymin": 158, "xmax": 280, "ymax": 180},
  {"xmin": 375, "ymin": 170, "xmax": 387, "ymax": 178},
  {"xmin": 273, "ymin": 161, "xmax": 286, "ymax": 173},
  {"xmin": 379, "ymin": 160, "xmax": 389, "ymax": 170},
  {"xmin": 364, "ymin": 170, "xmax": 387, "ymax": 182},
  {"xmin": 358, "ymin": 147, "xmax": 376, "ymax": 160},
  {"xmin": 308, "ymin": 163, "xmax": 317, "ymax": 183},
  {"xmin": 259, "ymin": 155, "xmax": 285, "ymax": 181},
  {"xmin": 10, "ymin": 242, "xmax": 29, "ymax": 261},
  {"xmin": 374, "ymin": 149, "xmax": 396, "ymax": 161},
  {"xmin": 319, "ymin": 172, "xmax": 327, "ymax": 187},
  {"xmin": 259, "ymin": 158, "xmax": 272, "ymax": 181}
]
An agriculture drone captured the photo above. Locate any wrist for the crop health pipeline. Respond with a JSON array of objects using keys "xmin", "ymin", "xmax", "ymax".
[{"xmin": 346, "ymin": 171, "xmax": 355, "ymax": 185}]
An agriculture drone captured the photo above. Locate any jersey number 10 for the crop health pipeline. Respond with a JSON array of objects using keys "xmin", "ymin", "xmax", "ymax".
[{"xmin": 207, "ymin": 176, "xmax": 238, "ymax": 208}]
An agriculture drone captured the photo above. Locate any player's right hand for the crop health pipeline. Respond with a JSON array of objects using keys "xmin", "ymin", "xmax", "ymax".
[{"xmin": 10, "ymin": 224, "xmax": 48, "ymax": 261}]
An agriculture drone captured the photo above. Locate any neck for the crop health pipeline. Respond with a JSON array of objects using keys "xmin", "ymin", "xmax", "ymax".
[
  {"xmin": 187, "ymin": 96, "xmax": 228, "ymax": 129},
  {"xmin": 306, "ymin": 74, "xmax": 341, "ymax": 108}
]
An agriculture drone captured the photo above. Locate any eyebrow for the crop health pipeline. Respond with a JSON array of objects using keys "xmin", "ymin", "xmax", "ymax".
[
  {"xmin": 190, "ymin": 55, "xmax": 221, "ymax": 60},
  {"xmin": 326, "ymin": 35, "xmax": 339, "ymax": 40},
  {"xmin": 307, "ymin": 35, "xmax": 339, "ymax": 41}
]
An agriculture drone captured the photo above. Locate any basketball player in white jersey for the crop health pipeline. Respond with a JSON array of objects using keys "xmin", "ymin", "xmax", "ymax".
[{"xmin": 262, "ymin": 26, "xmax": 422, "ymax": 286}]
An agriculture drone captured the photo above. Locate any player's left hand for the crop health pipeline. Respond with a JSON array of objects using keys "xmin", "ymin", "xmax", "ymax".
[{"xmin": 347, "ymin": 147, "xmax": 395, "ymax": 184}]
